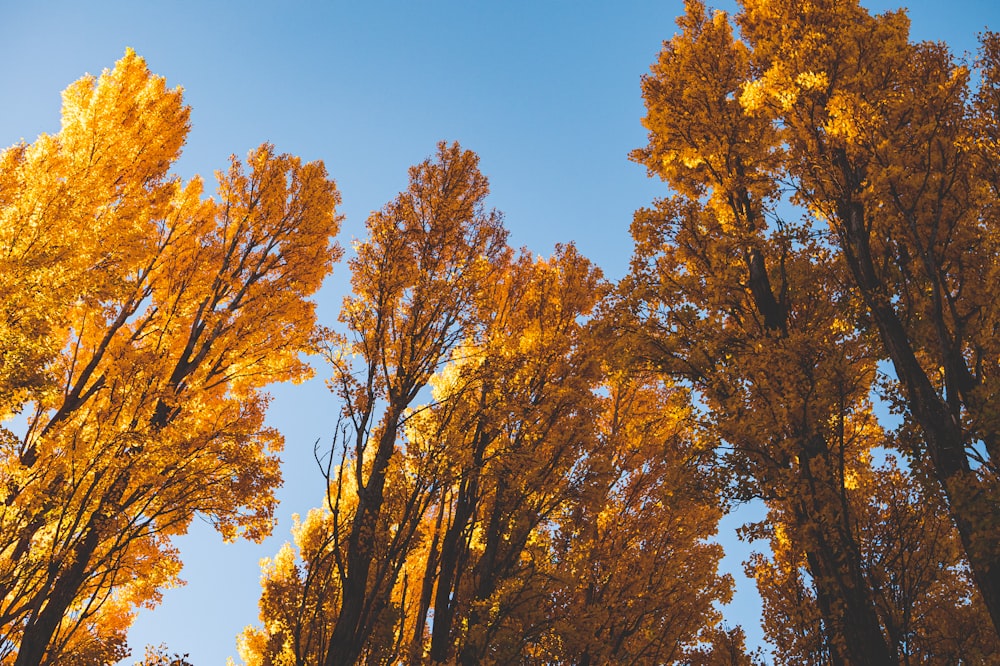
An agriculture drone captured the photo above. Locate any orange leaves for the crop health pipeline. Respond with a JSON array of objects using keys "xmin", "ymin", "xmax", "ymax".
[
  {"xmin": 0, "ymin": 51, "xmax": 340, "ymax": 663},
  {"xmin": 240, "ymin": 143, "xmax": 736, "ymax": 663},
  {"xmin": 629, "ymin": 0, "xmax": 1000, "ymax": 661},
  {"xmin": 545, "ymin": 375, "xmax": 731, "ymax": 665},
  {"xmin": 286, "ymin": 142, "xmax": 512, "ymax": 666},
  {"xmin": 0, "ymin": 50, "xmax": 189, "ymax": 423},
  {"xmin": 635, "ymin": 0, "xmax": 781, "ymax": 213},
  {"xmin": 58, "ymin": 49, "xmax": 187, "ymax": 226},
  {"xmin": 343, "ymin": 143, "xmax": 507, "ymax": 386}
]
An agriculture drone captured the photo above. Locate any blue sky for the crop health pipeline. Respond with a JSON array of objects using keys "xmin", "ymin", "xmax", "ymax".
[{"xmin": 1, "ymin": 1, "xmax": 996, "ymax": 663}]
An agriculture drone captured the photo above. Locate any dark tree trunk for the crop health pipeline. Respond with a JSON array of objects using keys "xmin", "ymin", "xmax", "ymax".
[
  {"xmin": 429, "ymin": 418, "xmax": 489, "ymax": 663},
  {"xmin": 834, "ymin": 191, "xmax": 1000, "ymax": 635},
  {"xmin": 14, "ymin": 521, "xmax": 101, "ymax": 666},
  {"xmin": 324, "ymin": 421, "xmax": 399, "ymax": 666}
]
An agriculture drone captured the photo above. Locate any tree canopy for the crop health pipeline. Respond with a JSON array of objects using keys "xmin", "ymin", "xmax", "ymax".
[
  {"xmin": 2, "ymin": 1, "xmax": 999, "ymax": 663},
  {"xmin": 0, "ymin": 51, "xmax": 341, "ymax": 665}
]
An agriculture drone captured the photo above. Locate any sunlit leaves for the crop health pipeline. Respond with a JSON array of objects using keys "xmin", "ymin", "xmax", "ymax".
[{"xmin": 0, "ymin": 51, "xmax": 341, "ymax": 663}]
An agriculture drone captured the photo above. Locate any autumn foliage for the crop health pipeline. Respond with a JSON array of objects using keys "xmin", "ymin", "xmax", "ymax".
[
  {"xmin": 622, "ymin": 0, "xmax": 1000, "ymax": 663},
  {"xmin": 235, "ymin": 148, "xmax": 733, "ymax": 665},
  {"xmin": 0, "ymin": 51, "xmax": 341, "ymax": 664},
  {"xmin": 2, "ymin": 0, "xmax": 1000, "ymax": 663}
]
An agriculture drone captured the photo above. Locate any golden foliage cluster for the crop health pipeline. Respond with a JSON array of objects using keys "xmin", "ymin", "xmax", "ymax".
[{"xmin": 0, "ymin": 51, "xmax": 341, "ymax": 665}]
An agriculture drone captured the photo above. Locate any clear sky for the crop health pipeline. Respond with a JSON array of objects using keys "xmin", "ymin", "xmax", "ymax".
[{"xmin": 1, "ymin": 1, "xmax": 996, "ymax": 663}]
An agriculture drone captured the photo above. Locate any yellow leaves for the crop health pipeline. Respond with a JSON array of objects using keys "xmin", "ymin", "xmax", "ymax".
[
  {"xmin": 260, "ymin": 542, "xmax": 299, "ymax": 589},
  {"xmin": 340, "ymin": 142, "xmax": 508, "ymax": 402},
  {"xmin": 739, "ymin": 70, "xmax": 794, "ymax": 114},
  {"xmin": 627, "ymin": 2, "xmax": 1000, "ymax": 658},
  {"xmin": 0, "ymin": 50, "xmax": 198, "ymax": 423},
  {"xmin": 58, "ymin": 50, "xmax": 188, "ymax": 262},
  {"xmin": 534, "ymin": 374, "xmax": 730, "ymax": 664},
  {"xmin": 823, "ymin": 91, "xmax": 870, "ymax": 142},
  {"xmin": 238, "ymin": 143, "xmax": 516, "ymax": 666},
  {"xmin": 636, "ymin": 0, "xmax": 787, "ymax": 237},
  {"xmin": 795, "ymin": 70, "xmax": 829, "ymax": 93},
  {"xmin": 679, "ymin": 153, "xmax": 705, "ymax": 170},
  {"xmin": 63, "ymin": 48, "xmax": 186, "ymax": 159},
  {"xmin": 739, "ymin": 67, "xmax": 828, "ymax": 118},
  {"xmin": 427, "ymin": 341, "xmax": 482, "ymax": 402},
  {"xmin": 771, "ymin": 522, "xmax": 791, "ymax": 555},
  {"xmin": 0, "ymin": 49, "xmax": 342, "ymax": 660},
  {"xmin": 290, "ymin": 507, "xmax": 338, "ymax": 558}
]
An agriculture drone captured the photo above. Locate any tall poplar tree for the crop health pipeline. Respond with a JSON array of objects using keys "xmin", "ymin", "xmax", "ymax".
[
  {"xmin": 623, "ymin": 3, "xmax": 893, "ymax": 662},
  {"xmin": 733, "ymin": 0, "xmax": 1000, "ymax": 633},
  {"xmin": 0, "ymin": 51, "xmax": 341, "ymax": 664},
  {"xmin": 624, "ymin": 0, "xmax": 1000, "ymax": 659}
]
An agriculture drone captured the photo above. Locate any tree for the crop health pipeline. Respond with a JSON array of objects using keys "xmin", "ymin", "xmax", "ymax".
[
  {"xmin": 323, "ymin": 141, "xmax": 508, "ymax": 666},
  {"xmin": 401, "ymin": 251, "xmax": 735, "ymax": 665},
  {"xmin": 415, "ymin": 244, "xmax": 607, "ymax": 665},
  {"xmin": 747, "ymin": 447, "xmax": 1000, "ymax": 665},
  {"xmin": 856, "ymin": 454, "xmax": 999, "ymax": 664},
  {"xmin": 684, "ymin": 626, "xmax": 764, "ymax": 666},
  {"xmin": 624, "ymin": 0, "xmax": 1000, "ymax": 658},
  {"xmin": 236, "ymin": 507, "xmax": 345, "ymax": 666},
  {"xmin": 622, "ymin": 2, "xmax": 898, "ymax": 662},
  {"xmin": 731, "ymin": 0, "xmax": 1000, "ymax": 631},
  {"xmin": 543, "ymin": 374, "xmax": 736, "ymax": 666},
  {"xmin": 136, "ymin": 644, "xmax": 195, "ymax": 666},
  {"xmin": 0, "ymin": 51, "xmax": 341, "ymax": 664},
  {"xmin": 237, "ymin": 142, "xmax": 508, "ymax": 666}
]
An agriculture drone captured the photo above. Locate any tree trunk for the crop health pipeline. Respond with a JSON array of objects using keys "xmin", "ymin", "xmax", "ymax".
[
  {"xmin": 324, "ymin": 419, "xmax": 399, "ymax": 666},
  {"xmin": 429, "ymin": 418, "xmax": 488, "ymax": 663},
  {"xmin": 743, "ymin": 192, "xmax": 894, "ymax": 662},
  {"xmin": 14, "ymin": 520, "xmax": 101, "ymax": 666},
  {"xmin": 834, "ymin": 193, "xmax": 1000, "ymax": 634},
  {"xmin": 456, "ymin": 482, "xmax": 507, "ymax": 666},
  {"xmin": 408, "ymin": 498, "xmax": 444, "ymax": 665},
  {"xmin": 796, "ymin": 432, "xmax": 897, "ymax": 666}
]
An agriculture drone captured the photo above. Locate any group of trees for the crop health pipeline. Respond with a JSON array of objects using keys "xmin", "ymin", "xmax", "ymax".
[
  {"xmin": 2, "ymin": 0, "xmax": 1000, "ymax": 663},
  {"xmin": 234, "ymin": 146, "xmax": 735, "ymax": 666}
]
